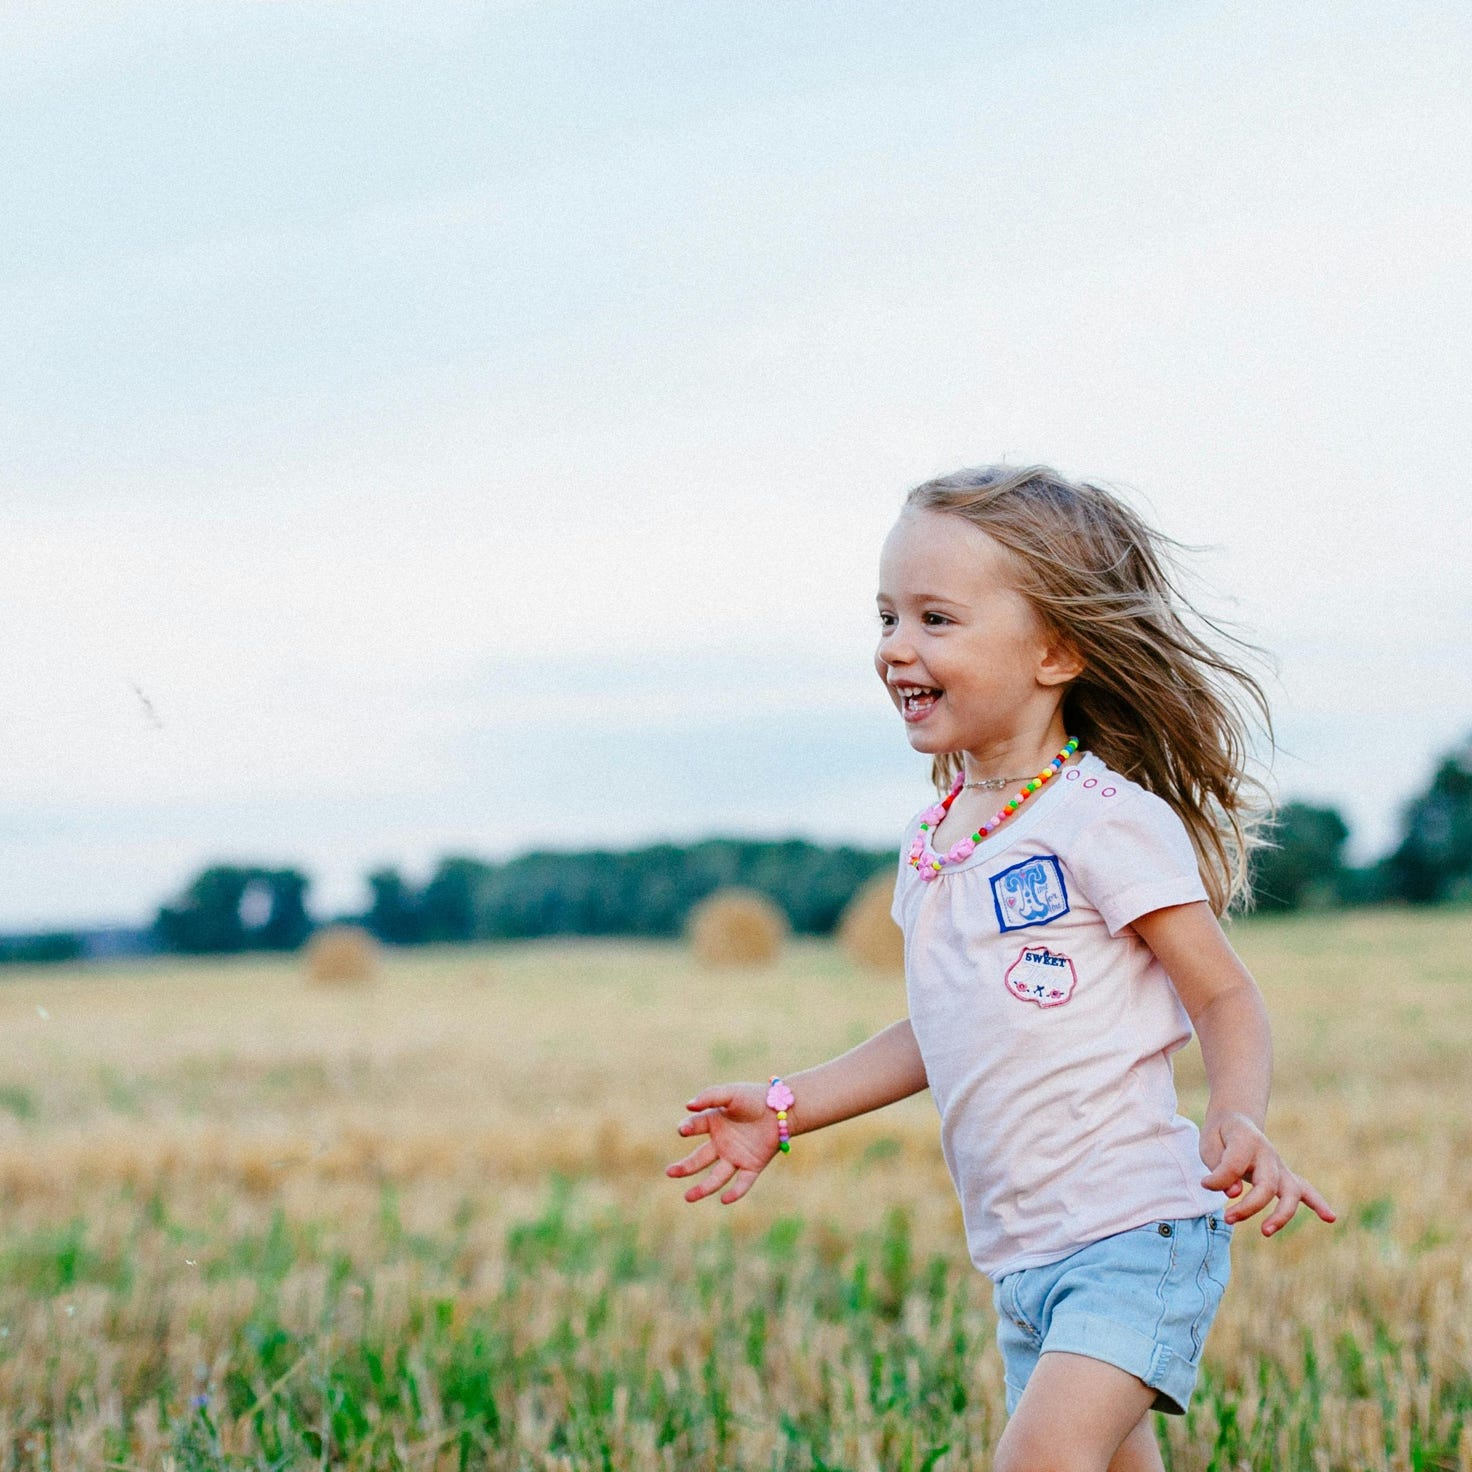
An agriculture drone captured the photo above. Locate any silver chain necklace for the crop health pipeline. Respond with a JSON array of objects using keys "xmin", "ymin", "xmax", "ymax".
[{"xmin": 961, "ymin": 773, "xmax": 1031, "ymax": 791}]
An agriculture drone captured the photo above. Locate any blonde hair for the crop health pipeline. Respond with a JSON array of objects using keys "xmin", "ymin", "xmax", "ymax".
[{"xmin": 903, "ymin": 464, "xmax": 1272, "ymax": 914}]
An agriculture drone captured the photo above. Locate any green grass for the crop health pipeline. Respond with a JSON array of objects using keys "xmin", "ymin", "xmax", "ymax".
[
  {"xmin": 1, "ymin": 1186, "xmax": 994, "ymax": 1471},
  {"xmin": 1, "ymin": 1181, "xmax": 1466, "ymax": 1470}
]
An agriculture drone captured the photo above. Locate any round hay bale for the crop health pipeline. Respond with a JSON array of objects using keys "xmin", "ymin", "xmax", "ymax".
[
  {"xmin": 837, "ymin": 873, "xmax": 904, "ymax": 975},
  {"xmin": 686, "ymin": 888, "xmax": 788, "ymax": 967},
  {"xmin": 302, "ymin": 924, "xmax": 380, "ymax": 985}
]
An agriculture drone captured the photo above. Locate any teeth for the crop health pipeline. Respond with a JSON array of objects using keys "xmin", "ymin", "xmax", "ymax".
[{"xmin": 896, "ymin": 685, "xmax": 940, "ymax": 697}]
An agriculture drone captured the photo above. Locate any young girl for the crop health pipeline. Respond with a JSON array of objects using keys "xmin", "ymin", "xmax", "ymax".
[{"xmin": 666, "ymin": 464, "xmax": 1337, "ymax": 1472}]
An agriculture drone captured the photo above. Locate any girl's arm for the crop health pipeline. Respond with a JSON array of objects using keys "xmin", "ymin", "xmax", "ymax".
[
  {"xmin": 1131, "ymin": 901, "xmax": 1337, "ymax": 1236},
  {"xmin": 666, "ymin": 1018, "xmax": 928, "ymax": 1205}
]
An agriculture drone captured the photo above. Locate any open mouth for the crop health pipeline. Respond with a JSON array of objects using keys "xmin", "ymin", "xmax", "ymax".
[{"xmin": 894, "ymin": 684, "xmax": 943, "ymax": 720}]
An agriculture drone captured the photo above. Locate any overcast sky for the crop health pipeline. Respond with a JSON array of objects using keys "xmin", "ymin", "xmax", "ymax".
[{"xmin": 4, "ymin": 1, "xmax": 1470, "ymax": 930}]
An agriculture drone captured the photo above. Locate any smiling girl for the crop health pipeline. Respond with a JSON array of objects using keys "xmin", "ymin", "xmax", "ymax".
[{"xmin": 668, "ymin": 464, "xmax": 1335, "ymax": 1471}]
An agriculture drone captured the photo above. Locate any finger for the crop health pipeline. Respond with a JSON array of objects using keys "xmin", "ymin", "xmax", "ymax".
[
  {"xmin": 686, "ymin": 1085, "xmax": 736, "ymax": 1112},
  {"xmin": 665, "ymin": 1140, "xmax": 718, "ymax": 1179},
  {"xmin": 1200, "ymin": 1131, "xmax": 1260, "ymax": 1193},
  {"xmin": 678, "ymin": 1108, "xmax": 721, "ymax": 1140},
  {"xmin": 719, "ymin": 1167, "xmax": 761, "ymax": 1206},
  {"xmin": 1260, "ymin": 1178, "xmax": 1303, "ymax": 1236},
  {"xmin": 1299, "ymin": 1178, "xmax": 1338, "ymax": 1224},
  {"xmin": 1224, "ymin": 1168, "xmax": 1280, "ymax": 1225},
  {"xmin": 684, "ymin": 1158, "xmax": 737, "ymax": 1204}
]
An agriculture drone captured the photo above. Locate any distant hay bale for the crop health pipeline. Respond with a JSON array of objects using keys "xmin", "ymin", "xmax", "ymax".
[
  {"xmin": 686, "ymin": 888, "xmax": 788, "ymax": 967},
  {"xmin": 837, "ymin": 874, "xmax": 905, "ymax": 975},
  {"xmin": 302, "ymin": 925, "xmax": 380, "ymax": 985}
]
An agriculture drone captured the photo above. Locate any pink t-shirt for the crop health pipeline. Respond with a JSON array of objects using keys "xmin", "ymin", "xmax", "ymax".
[{"xmin": 891, "ymin": 749, "xmax": 1224, "ymax": 1279}]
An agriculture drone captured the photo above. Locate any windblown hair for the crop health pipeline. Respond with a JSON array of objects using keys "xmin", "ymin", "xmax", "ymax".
[{"xmin": 904, "ymin": 464, "xmax": 1273, "ymax": 914}]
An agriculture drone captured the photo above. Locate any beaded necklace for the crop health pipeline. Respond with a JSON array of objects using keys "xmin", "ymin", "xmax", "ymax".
[{"xmin": 908, "ymin": 737, "xmax": 1079, "ymax": 882}]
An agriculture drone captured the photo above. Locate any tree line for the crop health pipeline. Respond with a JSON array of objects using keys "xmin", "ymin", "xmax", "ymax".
[
  {"xmin": 143, "ymin": 838, "xmax": 896, "ymax": 957},
  {"xmin": 4, "ymin": 734, "xmax": 1470, "ymax": 963},
  {"xmin": 1252, "ymin": 738, "xmax": 1472, "ymax": 911}
]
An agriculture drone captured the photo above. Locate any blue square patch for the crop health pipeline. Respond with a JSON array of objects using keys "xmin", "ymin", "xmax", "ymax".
[{"xmin": 991, "ymin": 855, "xmax": 1070, "ymax": 932}]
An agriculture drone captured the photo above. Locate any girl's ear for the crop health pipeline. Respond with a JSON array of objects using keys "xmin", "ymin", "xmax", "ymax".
[{"xmin": 1038, "ymin": 633, "xmax": 1086, "ymax": 688}]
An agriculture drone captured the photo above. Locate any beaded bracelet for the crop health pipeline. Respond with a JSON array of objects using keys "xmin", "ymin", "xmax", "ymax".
[{"xmin": 766, "ymin": 1076, "xmax": 794, "ymax": 1153}]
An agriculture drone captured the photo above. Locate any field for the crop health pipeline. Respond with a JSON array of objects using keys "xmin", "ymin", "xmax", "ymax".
[{"xmin": 0, "ymin": 909, "xmax": 1468, "ymax": 1471}]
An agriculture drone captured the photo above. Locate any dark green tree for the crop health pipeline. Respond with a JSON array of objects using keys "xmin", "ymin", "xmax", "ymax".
[
  {"xmin": 254, "ymin": 869, "xmax": 312, "ymax": 950},
  {"xmin": 1386, "ymin": 739, "xmax": 1472, "ymax": 903},
  {"xmin": 365, "ymin": 867, "xmax": 424, "ymax": 944},
  {"xmin": 419, "ymin": 856, "xmax": 493, "ymax": 943},
  {"xmin": 1251, "ymin": 802, "xmax": 1352, "ymax": 912},
  {"xmin": 155, "ymin": 866, "xmax": 253, "ymax": 952},
  {"xmin": 460, "ymin": 837, "xmax": 893, "ymax": 940},
  {"xmin": 154, "ymin": 865, "xmax": 313, "ymax": 953},
  {"xmin": 0, "ymin": 931, "xmax": 85, "ymax": 965}
]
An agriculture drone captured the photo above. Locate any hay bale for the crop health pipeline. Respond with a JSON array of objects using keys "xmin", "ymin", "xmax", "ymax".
[
  {"xmin": 302, "ymin": 924, "xmax": 380, "ymax": 985},
  {"xmin": 686, "ymin": 888, "xmax": 787, "ymax": 967},
  {"xmin": 837, "ymin": 873, "xmax": 905, "ymax": 975}
]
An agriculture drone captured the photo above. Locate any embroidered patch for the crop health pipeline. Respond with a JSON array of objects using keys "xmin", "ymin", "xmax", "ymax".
[
  {"xmin": 1004, "ymin": 945, "xmax": 1078, "ymax": 1008},
  {"xmin": 990, "ymin": 855, "xmax": 1070, "ymax": 932}
]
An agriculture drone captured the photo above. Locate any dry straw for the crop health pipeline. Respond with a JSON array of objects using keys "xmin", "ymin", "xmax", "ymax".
[
  {"xmin": 302, "ymin": 924, "xmax": 380, "ymax": 985},
  {"xmin": 837, "ymin": 873, "xmax": 904, "ymax": 975},
  {"xmin": 686, "ymin": 888, "xmax": 788, "ymax": 966}
]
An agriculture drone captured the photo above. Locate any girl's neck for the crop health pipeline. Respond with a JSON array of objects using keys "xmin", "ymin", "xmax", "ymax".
[{"xmin": 961, "ymin": 725, "xmax": 1072, "ymax": 785}]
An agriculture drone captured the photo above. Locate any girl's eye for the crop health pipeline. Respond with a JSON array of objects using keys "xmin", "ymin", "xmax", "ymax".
[{"xmin": 877, "ymin": 611, "xmax": 949, "ymax": 629}]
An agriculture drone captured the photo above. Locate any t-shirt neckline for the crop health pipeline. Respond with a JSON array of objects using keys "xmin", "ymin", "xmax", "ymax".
[{"xmin": 915, "ymin": 750, "xmax": 1101, "ymax": 876}]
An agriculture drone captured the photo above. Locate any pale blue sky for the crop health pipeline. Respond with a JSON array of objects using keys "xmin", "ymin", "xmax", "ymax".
[{"xmin": 5, "ymin": 2, "xmax": 1470, "ymax": 928}]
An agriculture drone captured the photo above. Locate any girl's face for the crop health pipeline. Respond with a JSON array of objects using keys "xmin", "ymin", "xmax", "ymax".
[{"xmin": 874, "ymin": 509, "xmax": 1079, "ymax": 762}]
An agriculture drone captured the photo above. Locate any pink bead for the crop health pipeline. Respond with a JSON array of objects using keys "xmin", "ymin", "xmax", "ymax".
[
  {"xmin": 947, "ymin": 839, "xmax": 975, "ymax": 863},
  {"xmin": 917, "ymin": 865, "xmax": 939, "ymax": 883}
]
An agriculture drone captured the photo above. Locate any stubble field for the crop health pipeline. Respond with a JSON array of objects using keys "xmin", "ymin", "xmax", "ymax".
[{"xmin": 0, "ymin": 908, "xmax": 1468, "ymax": 1471}]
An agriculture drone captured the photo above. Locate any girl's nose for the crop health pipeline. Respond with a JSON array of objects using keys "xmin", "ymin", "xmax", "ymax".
[{"xmin": 880, "ymin": 634, "xmax": 914, "ymax": 666}]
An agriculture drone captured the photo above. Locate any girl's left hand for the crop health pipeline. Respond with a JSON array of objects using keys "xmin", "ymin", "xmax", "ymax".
[{"xmin": 1200, "ymin": 1112, "xmax": 1338, "ymax": 1236}]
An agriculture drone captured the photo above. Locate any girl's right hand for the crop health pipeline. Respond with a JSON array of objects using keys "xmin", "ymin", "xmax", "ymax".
[{"xmin": 665, "ymin": 1082, "xmax": 781, "ymax": 1205}]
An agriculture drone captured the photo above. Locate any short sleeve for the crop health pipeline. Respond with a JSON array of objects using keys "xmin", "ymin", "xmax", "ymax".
[{"xmin": 1063, "ymin": 790, "xmax": 1208, "ymax": 936}]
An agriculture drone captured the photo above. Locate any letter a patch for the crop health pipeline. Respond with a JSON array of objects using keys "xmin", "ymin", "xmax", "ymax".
[{"xmin": 1004, "ymin": 945, "xmax": 1078, "ymax": 1008}]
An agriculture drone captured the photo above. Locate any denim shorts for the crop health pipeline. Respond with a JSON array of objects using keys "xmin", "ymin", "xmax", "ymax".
[{"xmin": 991, "ymin": 1211, "xmax": 1233, "ymax": 1416}]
